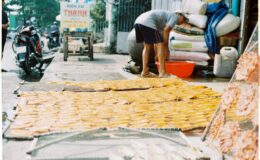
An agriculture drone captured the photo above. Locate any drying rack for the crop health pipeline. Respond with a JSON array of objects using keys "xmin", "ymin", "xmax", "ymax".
[
  {"xmin": 26, "ymin": 127, "xmax": 215, "ymax": 160},
  {"xmin": 201, "ymin": 24, "xmax": 258, "ymax": 159}
]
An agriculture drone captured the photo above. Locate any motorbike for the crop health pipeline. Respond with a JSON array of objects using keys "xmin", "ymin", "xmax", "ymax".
[
  {"xmin": 47, "ymin": 31, "xmax": 60, "ymax": 49},
  {"xmin": 12, "ymin": 26, "xmax": 44, "ymax": 54},
  {"xmin": 13, "ymin": 25, "xmax": 43, "ymax": 75}
]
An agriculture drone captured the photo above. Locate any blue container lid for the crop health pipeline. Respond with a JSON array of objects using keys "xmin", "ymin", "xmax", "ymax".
[
  {"xmin": 63, "ymin": 28, "xmax": 70, "ymax": 33},
  {"xmin": 75, "ymin": 28, "xmax": 82, "ymax": 32},
  {"xmin": 82, "ymin": 28, "xmax": 88, "ymax": 32}
]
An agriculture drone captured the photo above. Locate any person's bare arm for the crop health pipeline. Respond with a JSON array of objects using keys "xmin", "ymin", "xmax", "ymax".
[
  {"xmin": 163, "ymin": 25, "xmax": 172, "ymax": 46},
  {"xmin": 163, "ymin": 14, "xmax": 186, "ymax": 48},
  {"xmin": 162, "ymin": 25, "xmax": 172, "ymax": 56}
]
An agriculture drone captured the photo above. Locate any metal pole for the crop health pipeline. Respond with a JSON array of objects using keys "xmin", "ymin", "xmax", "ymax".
[
  {"xmin": 27, "ymin": 132, "xmax": 85, "ymax": 154},
  {"xmin": 27, "ymin": 128, "xmax": 105, "ymax": 155},
  {"xmin": 119, "ymin": 127, "xmax": 187, "ymax": 147},
  {"xmin": 21, "ymin": 0, "xmax": 25, "ymax": 24},
  {"xmin": 238, "ymin": 0, "xmax": 250, "ymax": 54},
  {"xmin": 63, "ymin": 34, "xmax": 68, "ymax": 61}
]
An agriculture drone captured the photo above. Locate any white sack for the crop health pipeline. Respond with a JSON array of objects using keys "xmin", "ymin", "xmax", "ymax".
[
  {"xmin": 169, "ymin": 51, "xmax": 210, "ymax": 61},
  {"xmin": 182, "ymin": 0, "xmax": 207, "ymax": 15},
  {"xmin": 185, "ymin": 14, "xmax": 208, "ymax": 29},
  {"xmin": 169, "ymin": 40, "xmax": 208, "ymax": 52},
  {"xmin": 216, "ymin": 14, "xmax": 240, "ymax": 37},
  {"xmin": 169, "ymin": 30, "xmax": 205, "ymax": 41},
  {"xmin": 187, "ymin": 61, "xmax": 209, "ymax": 66}
]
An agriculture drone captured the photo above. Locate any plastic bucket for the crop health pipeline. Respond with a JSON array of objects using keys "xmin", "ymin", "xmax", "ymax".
[{"xmin": 156, "ymin": 61, "xmax": 195, "ymax": 78}]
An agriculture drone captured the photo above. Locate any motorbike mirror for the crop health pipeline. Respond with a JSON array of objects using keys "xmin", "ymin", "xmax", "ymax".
[{"xmin": 31, "ymin": 30, "xmax": 37, "ymax": 35}]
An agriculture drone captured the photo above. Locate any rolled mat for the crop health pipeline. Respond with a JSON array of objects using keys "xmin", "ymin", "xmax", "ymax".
[
  {"xmin": 173, "ymin": 23, "xmax": 204, "ymax": 35},
  {"xmin": 169, "ymin": 40, "xmax": 208, "ymax": 52},
  {"xmin": 169, "ymin": 30, "xmax": 205, "ymax": 42}
]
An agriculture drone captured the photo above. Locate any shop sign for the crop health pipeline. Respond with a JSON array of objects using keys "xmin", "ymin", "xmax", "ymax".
[{"xmin": 60, "ymin": 2, "xmax": 91, "ymax": 31}]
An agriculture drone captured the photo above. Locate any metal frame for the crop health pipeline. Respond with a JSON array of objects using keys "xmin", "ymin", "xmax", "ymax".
[
  {"xmin": 201, "ymin": 25, "xmax": 258, "ymax": 160},
  {"xmin": 117, "ymin": 0, "xmax": 151, "ymax": 32},
  {"xmin": 27, "ymin": 127, "xmax": 209, "ymax": 160}
]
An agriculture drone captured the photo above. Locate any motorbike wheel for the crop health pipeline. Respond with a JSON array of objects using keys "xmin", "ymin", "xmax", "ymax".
[
  {"xmin": 12, "ymin": 41, "xmax": 17, "ymax": 53},
  {"xmin": 22, "ymin": 48, "xmax": 32, "ymax": 75}
]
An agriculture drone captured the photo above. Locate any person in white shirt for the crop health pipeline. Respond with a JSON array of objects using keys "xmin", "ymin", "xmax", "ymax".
[{"xmin": 134, "ymin": 10, "xmax": 185, "ymax": 78}]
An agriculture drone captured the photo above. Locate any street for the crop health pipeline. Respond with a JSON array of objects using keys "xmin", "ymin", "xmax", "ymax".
[{"xmin": 2, "ymin": 37, "xmax": 53, "ymax": 121}]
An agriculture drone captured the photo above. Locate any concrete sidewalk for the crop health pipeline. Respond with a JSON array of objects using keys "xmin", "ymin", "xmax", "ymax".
[
  {"xmin": 41, "ymin": 52, "xmax": 228, "ymax": 92},
  {"xmin": 41, "ymin": 52, "xmax": 137, "ymax": 82}
]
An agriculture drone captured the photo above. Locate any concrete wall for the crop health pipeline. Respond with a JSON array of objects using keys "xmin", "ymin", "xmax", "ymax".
[{"xmin": 116, "ymin": 32, "xmax": 129, "ymax": 54}]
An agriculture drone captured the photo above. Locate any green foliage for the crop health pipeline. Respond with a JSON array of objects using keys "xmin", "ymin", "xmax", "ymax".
[
  {"xmin": 90, "ymin": 0, "xmax": 108, "ymax": 34},
  {"xmin": 33, "ymin": 0, "xmax": 60, "ymax": 27},
  {"xmin": 90, "ymin": 0, "xmax": 106, "ymax": 21},
  {"xmin": 7, "ymin": 0, "xmax": 60, "ymax": 27}
]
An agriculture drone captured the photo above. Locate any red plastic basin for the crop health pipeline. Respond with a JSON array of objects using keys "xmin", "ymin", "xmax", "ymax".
[{"xmin": 156, "ymin": 61, "xmax": 195, "ymax": 78}]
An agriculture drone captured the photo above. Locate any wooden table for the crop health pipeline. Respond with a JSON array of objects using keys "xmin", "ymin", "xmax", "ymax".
[{"xmin": 63, "ymin": 32, "xmax": 94, "ymax": 61}]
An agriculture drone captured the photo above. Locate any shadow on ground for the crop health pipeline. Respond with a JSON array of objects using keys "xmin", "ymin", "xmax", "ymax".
[
  {"xmin": 78, "ymin": 57, "xmax": 117, "ymax": 64},
  {"xmin": 17, "ymin": 69, "xmax": 44, "ymax": 82}
]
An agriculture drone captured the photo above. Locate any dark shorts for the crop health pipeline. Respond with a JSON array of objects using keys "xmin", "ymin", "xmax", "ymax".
[{"xmin": 134, "ymin": 24, "xmax": 163, "ymax": 44}]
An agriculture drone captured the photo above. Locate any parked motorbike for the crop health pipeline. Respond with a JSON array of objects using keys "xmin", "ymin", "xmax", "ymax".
[
  {"xmin": 47, "ymin": 31, "xmax": 60, "ymax": 49},
  {"xmin": 12, "ymin": 26, "xmax": 44, "ymax": 54},
  {"xmin": 13, "ymin": 25, "xmax": 43, "ymax": 75}
]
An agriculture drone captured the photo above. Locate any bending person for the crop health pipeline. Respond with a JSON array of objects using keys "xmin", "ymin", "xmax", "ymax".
[{"xmin": 134, "ymin": 10, "xmax": 185, "ymax": 78}]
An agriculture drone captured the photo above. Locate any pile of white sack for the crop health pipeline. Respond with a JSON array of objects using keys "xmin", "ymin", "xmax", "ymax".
[{"xmin": 168, "ymin": 0, "xmax": 241, "ymax": 66}]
